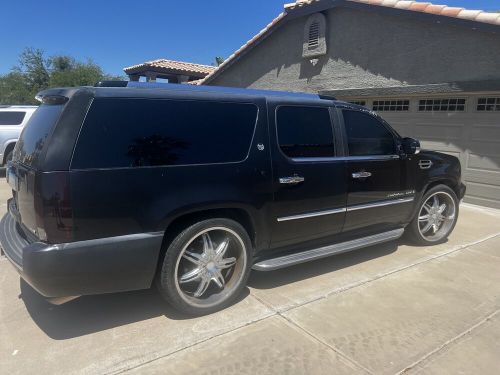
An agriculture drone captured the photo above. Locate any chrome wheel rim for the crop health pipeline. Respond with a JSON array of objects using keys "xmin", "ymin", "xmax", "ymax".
[
  {"xmin": 418, "ymin": 191, "xmax": 456, "ymax": 242},
  {"xmin": 174, "ymin": 227, "xmax": 247, "ymax": 308}
]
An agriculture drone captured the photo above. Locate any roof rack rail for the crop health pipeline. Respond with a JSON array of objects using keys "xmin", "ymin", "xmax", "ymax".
[
  {"xmin": 94, "ymin": 81, "xmax": 128, "ymax": 87},
  {"xmin": 318, "ymin": 94, "xmax": 337, "ymax": 100}
]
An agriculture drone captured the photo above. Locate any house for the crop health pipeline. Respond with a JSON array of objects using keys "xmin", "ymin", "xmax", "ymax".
[
  {"xmin": 124, "ymin": 59, "xmax": 215, "ymax": 84},
  {"xmin": 125, "ymin": 0, "xmax": 500, "ymax": 208}
]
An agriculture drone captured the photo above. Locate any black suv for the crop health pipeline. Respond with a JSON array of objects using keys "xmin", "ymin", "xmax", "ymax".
[{"xmin": 0, "ymin": 82, "xmax": 465, "ymax": 315}]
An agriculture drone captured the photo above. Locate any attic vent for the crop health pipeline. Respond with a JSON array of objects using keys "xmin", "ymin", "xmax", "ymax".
[
  {"xmin": 308, "ymin": 22, "xmax": 320, "ymax": 49},
  {"xmin": 302, "ymin": 13, "xmax": 327, "ymax": 58}
]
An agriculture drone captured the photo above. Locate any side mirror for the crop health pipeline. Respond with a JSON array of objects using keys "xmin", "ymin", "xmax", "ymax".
[{"xmin": 402, "ymin": 137, "xmax": 421, "ymax": 155}]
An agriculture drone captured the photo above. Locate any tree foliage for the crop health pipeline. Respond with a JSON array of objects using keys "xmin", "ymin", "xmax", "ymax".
[
  {"xmin": 0, "ymin": 48, "xmax": 123, "ymax": 105},
  {"xmin": 214, "ymin": 56, "xmax": 225, "ymax": 66}
]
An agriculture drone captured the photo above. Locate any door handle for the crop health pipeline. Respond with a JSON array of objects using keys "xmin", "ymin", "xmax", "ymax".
[
  {"xmin": 279, "ymin": 176, "xmax": 305, "ymax": 185},
  {"xmin": 352, "ymin": 171, "xmax": 372, "ymax": 179}
]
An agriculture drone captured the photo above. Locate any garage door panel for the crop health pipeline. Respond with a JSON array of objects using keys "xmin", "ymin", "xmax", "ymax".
[
  {"xmin": 420, "ymin": 140, "xmax": 463, "ymax": 153},
  {"xmin": 414, "ymin": 123, "xmax": 464, "ymax": 142},
  {"xmin": 470, "ymin": 125, "xmax": 500, "ymax": 143},
  {"xmin": 464, "ymin": 182, "xmax": 500, "ymax": 209},
  {"xmin": 466, "ymin": 153, "xmax": 500, "ymax": 173}
]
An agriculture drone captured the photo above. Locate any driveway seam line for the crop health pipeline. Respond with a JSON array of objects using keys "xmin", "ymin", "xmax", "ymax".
[
  {"xmin": 107, "ymin": 312, "xmax": 276, "ymax": 375},
  {"xmin": 250, "ymin": 290, "xmax": 374, "ymax": 374},
  {"xmin": 276, "ymin": 232, "xmax": 500, "ymax": 314},
  {"xmin": 395, "ymin": 308, "xmax": 500, "ymax": 375},
  {"xmin": 278, "ymin": 312, "xmax": 375, "ymax": 375}
]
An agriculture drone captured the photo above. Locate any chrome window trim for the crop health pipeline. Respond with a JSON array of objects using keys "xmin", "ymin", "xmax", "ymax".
[
  {"xmin": 277, "ymin": 207, "xmax": 346, "ymax": 222},
  {"xmin": 347, "ymin": 197, "xmax": 414, "ymax": 212}
]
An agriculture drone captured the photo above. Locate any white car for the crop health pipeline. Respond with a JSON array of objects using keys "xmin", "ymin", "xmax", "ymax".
[{"xmin": 0, "ymin": 105, "xmax": 38, "ymax": 166}]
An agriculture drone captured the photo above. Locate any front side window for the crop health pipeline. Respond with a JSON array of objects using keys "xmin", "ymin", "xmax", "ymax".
[
  {"xmin": 342, "ymin": 110, "xmax": 396, "ymax": 156},
  {"xmin": 71, "ymin": 98, "xmax": 258, "ymax": 169},
  {"xmin": 276, "ymin": 106, "xmax": 334, "ymax": 158},
  {"xmin": 0, "ymin": 111, "xmax": 26, "ymax": 125}
]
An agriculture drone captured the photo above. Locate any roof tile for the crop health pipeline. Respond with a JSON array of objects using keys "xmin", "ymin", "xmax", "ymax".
[
  {"xmin": 393, "ymin": 1, "xmax": 415, "ymax": 10},
  {"xmin": 409, "ymin": 2, "xmax": 431, "ymax": 11},
  {"xmin": 475, "ymin": 12, "xmax": 500, "ymax": 25},
  {"xmin": 456, "ymin": 9, "xmax": 483, "ymax": 21},
  {"xmin": 440, "ymin": 6, "xmax": 464, "ymax": 17},
  {"xmin": 424, "ymin": 4, "xmax": 447, "ymax": 14}
]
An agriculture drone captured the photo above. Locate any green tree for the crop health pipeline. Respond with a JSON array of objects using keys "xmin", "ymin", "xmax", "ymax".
[
  {"xmin": 0, "ymin": 48, "xmax": 123, "ymax": 105},
  {"xmin": 214, "ymin": 56, "xmax": 225, "ymax": 66}
]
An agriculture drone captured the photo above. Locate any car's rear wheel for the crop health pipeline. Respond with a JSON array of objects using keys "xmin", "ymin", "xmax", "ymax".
[
  {"xmin": 157, "ymin": 218, "xmax": 252, "ymax": 315},
  {"xmin": 407, "ymin": 184, "xmax": 459, "ymax": 245}
]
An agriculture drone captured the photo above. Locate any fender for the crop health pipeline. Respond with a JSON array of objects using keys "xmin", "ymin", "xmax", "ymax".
[
  {"xmin": 158, "ymin": 201, "xmax": 271, "ymax": 253},
  {"xmin": 1, "ymin": 139, "xmax": 18, "ymax": 164}
]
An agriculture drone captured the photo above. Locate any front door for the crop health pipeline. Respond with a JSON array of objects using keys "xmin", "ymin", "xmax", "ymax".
[
  {"xmin": 268, "ymin": 102, "xmax": 347, "ymax": 247},
  {"xmin": 339, "ymin": 108, "xmax": 415, "ymax": 233}
]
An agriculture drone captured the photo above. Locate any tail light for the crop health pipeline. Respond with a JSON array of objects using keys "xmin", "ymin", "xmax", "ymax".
[{"xmin": 35, "ymin": 172, "xmax": 74, "ymax": 244}]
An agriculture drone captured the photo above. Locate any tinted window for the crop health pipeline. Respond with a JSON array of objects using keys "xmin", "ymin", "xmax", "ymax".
[
  {"xmin": 276, "ymin": 106, "xmax": 334, "ymax": 158},
  {"xmin": 342, "ymin": 110, "xmax": 395, "ymax": 156},
  {"xmin": 71, "ymin": 98, "xmax": 258, "ymax": 169},
  {"xmin": 0, "ymin": 111, "xmax": 26, "ymax": 125},
  {"xmin": 14, "ymin": 105, "xmax": 64, "ymax": 167}
]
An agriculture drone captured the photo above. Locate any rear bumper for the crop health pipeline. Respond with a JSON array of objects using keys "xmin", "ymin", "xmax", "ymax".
[{"xmin": 0, "ymin": 206, "xmax": 163, "ymax": 298}]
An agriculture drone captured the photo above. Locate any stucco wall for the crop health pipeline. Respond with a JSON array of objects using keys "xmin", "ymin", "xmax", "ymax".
[{"xmin": 209, "ymin": 7, "xmax": 500, "ymax": 92}]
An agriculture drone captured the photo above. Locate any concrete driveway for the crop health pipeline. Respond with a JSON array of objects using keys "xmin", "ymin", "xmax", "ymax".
[{"xmin": 1, "ymin": 177, "xmax": 499, "ymax": 375}]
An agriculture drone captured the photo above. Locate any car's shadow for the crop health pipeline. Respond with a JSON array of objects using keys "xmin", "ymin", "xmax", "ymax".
[{"xmin": 21, "ymin": 239, "xmax": 400, "ymax": 340}]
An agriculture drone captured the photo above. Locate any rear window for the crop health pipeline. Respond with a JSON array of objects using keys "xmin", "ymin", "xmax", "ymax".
[
  {"xmin": 14, "ymin": 105, "xmax": 64, "ymax": 167},
  {"xmin": 0, "ymin": 111, "xmax": 26, "ymax": 125},
  {"xmin": 71, "ymin": 98, "xmax": 258, "ymax": 169}
]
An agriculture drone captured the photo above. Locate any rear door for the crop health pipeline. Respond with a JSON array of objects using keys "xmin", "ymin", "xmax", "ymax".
[
  {"xmin": 268, "ymin": 101, "xmax": 347, "ymax": 247},
  {"xmin": 339, "ymin": 108, "xmax": 415, "ymax": 233}
]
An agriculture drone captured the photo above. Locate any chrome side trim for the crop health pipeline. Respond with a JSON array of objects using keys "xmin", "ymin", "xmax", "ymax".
[
  {"xmin": 290, "ymin": 155, "xmax": 400, "ymax": 163},
  {"xmin": 252, "ymin": 228, "xmax": 404, "ymax": 271},
  {"xmin": 277, "ymin": 207, "xmax": 346, "ymax": 222},
  {"xmin": 347, "ymin": 197, "xmax": 414, "ymax": 212}
]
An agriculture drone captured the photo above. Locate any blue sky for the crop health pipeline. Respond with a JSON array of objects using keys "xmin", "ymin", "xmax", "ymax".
[{"xmin": 1, "ymin": 0, "xmax": 498, "ymax": 76}]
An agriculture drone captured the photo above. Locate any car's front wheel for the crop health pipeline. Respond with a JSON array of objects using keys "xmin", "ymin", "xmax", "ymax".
[
  {"xmin": 407, "ymin": 184, "xmax": 459, "ymax": 245},
  {"xmin": 157, "ymin": 218, "xmax": 252, "ymax": 315}
]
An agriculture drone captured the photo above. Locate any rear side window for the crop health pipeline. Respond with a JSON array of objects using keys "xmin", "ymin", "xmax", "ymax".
[
  {"xmin": 342, "ymin": 110, "xmax": 395, "ymax": 156},
  {"xmin": 14, "ymin": 105, "xmax": 64, "ymax": 167},
  {"xmin": 71, "ymin": 98, "xmax": 258, "ymax": 169},
  {"xmin": 276, "ymin": 106, "xmax": 334, "ymax": 158},
  {"xmin": 0, "ymin": 111, "xmax": 26, "ymax": 125}
]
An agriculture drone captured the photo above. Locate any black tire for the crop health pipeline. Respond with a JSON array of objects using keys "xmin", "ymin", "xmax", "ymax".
[
  {"xmin": 406, "ymin": 184, "xmax": 459, "ymax": 245},
  {"xmin": 4, "ymin": 149, "xmax": 13, "ymax": 165},
  {"xmin": 157, "ymin": 218, "xmax": 252, "ymax": 316}
]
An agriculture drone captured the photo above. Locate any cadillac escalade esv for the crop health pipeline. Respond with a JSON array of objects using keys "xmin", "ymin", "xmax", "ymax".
[{"xmin": 0, "ymin": 82, "xmax": 466, "ymax": 315}]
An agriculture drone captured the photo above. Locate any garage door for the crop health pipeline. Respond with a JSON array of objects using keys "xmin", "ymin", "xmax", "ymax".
[{"xmin": 347, "ymin": 95, "xmax": 500, "ymax": 209}]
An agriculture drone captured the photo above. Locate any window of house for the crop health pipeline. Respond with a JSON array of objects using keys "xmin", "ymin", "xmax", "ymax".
[
  {"xmin": 477, "ymin": 97, "xmax": 500, "ymax": 111},
  {"xmin": 372, "ymin": 100, "xmax": 409, "ymax": 112},
  {"xmin": 276, "ymin": 106, "xmax": 334, "ymax": 158},
  {"xmin": 302, "ymin": 13, "xmax": 327, "ymax": 58},
  {"xmin": 71, "ymin": 98, "xmax": 258, "ymax": 169},
  {"xmin": 418, "ymin": 98, "xmax": 466, "ymax": 112},
  {"xmin": 349, "ymin": 100, "xmax": 367, "ymax": 107},
  {"xmin": 0, "ymin": 111, "xmax": 26, "ymax": 125},
  {"xmin": 342, "ymin": 110, "xmax": 396, "ymax": 156}
]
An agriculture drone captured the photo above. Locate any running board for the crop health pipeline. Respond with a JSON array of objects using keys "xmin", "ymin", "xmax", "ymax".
[{"xmin": 252, "ymin": 228, "xmax": 404, "ymax": 271}]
